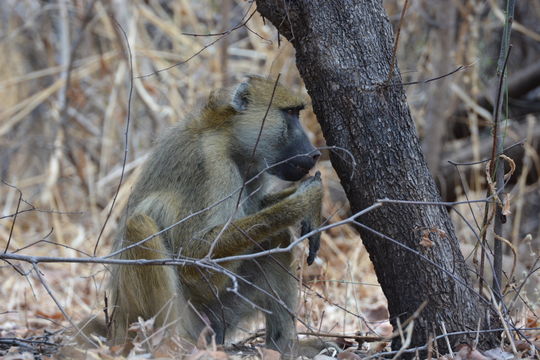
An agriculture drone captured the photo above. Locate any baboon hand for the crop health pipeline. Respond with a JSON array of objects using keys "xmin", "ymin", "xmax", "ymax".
[
  {"xmin": 295, "ymin": 171, "xmax": 322, "ymax": 203},
  {"xmin": 301, "ymin": 219, "xmax": 320, "ymax": 265},
  {"xmin": 296, "ymin": 171, "xmax": 322, "ymax": 265}
]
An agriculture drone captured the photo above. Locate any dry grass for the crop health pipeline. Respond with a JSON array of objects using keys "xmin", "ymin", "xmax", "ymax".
[{"xmin": 0, "ymin": 0, "xmax": 538, "ymax": 359}]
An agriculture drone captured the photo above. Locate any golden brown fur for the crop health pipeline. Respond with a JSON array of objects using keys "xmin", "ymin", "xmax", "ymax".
[{"xmin": 80, "ymin": 76, "xmax": 324, "ymax": 355}]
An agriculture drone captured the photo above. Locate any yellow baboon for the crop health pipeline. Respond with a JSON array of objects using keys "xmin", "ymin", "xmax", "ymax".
[{"xmin": 86, "ymin": 76, "xmax": 324, "ymax": 355}]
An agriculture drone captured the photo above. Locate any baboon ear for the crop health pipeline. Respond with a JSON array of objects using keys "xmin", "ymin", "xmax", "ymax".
[{"xmin": 230, "ymin": 82, "xmax": 250, "ymax": 112}]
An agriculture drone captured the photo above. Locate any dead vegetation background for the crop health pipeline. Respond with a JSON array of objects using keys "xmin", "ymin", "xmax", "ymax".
[{"xmin": 0, "ymin": 0, "xmax": 539, "ymax": 358}]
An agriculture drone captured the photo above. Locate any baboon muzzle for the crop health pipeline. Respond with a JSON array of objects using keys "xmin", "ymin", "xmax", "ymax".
[{"xmin": 271, "ymin": 148, "xmax": 321, "ymax": 182}]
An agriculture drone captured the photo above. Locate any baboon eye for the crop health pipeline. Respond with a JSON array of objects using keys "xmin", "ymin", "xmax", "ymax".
[{"xmin": 282, "ymin": 107, "xmax": 302, "ymax": 118}]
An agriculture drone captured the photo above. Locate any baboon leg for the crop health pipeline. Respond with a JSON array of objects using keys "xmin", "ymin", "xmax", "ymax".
[
  {"xmin": 249, "ymin": 252, "xmax": 338, "ymax": 357},
  {"xmin": 263, "ymin": 253, "xmax": 298, "ymax": 354},
  {"xmin": 239, "ymin": 250, "xmax": 298, "ymax": 353},
  {"xmin": 110, "ymin": 214, "xmax": 198, "ymax": 344}
]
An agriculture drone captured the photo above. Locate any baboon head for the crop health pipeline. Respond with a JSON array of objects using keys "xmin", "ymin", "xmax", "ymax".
[{"xmin": 228, "ymin": 76, "xmax": 320, "ymax": 182}]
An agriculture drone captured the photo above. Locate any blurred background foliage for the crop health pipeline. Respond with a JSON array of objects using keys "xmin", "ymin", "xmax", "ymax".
[{"xmin": 0, "ymin": 0, "xmax": 538, "ymax": 357}]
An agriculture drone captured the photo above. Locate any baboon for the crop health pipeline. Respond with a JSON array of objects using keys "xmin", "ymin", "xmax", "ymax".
[{"xmin": 91, "ymin": 76, "xmax": 325, "ymax": 354}]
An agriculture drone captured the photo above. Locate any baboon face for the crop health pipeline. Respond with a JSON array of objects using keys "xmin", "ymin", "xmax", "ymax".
[
  {"xmin": 231, "ymin": 77, "xmax": 320, "ymax": 182},
  {"xmin": 267, "ymin": 106, "xmax": 320, "ymax": 182}
]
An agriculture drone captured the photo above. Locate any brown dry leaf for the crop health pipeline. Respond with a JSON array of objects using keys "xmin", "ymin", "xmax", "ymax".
[
  {"xmin": 515, "ymin": 340, "xmax": 530, "ymax": 352},
  {"xmin": 186, "ymin": 349, "xmax": 204, "ymax": 360},
  {"xmin": 196, "ymin": 326, "xmax": 214, "ymax": 349},
  {"xmin": 152, "ymin": 343, "xmax": 175, "ymax": 357},
  {"xmin": 35, "ymin": 310, "xmax": 64, "ymax": 320},
  {"xmin": 454, "ymin": 344, "xmax": 490, "ymax": 360},
  {"xmin": 259, "ymin": 347, "xmax": 281, "ymax": 360},
  {"xmin": 454, "ymin": 344, "xmax": 470, "ymax": 360},
  {"xmin": 435, "ymin": 228, "xmax": 447, "ymax": 238},
  {"xmin": 333, "ymin": 337, "xmax": 355, "ymax": 349},
  {"xmin": 110, "ymin": 343, "xmax": 130, "ymax": 355},
  {"xmin": 526, "ymin": 315, "xmax": 539, "ymax": 329},
  {"xmin": 337, "ymin": 350, "xmax": 361, "ymax": 360},
  {"xmin": 209, "ymin": 351, "xmax": 229, "ymax": 360},
  {"xmin": 374, "ymin": 321, "xmax": 393, "ymax": 338},
  {"xmin": 369, "ymin": 341, "xmax": 389, "ymax": 354},
  {"xmin": 419, "ymin": 232, "xmax": 434, "ymax": 248}
]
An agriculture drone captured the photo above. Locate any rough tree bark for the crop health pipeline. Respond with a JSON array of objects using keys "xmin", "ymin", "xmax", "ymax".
[
  {"xmin": 421, "ymin": 2, "xmax": 456, "ymax": 179},
  {"xmin": 255, "ymin": 0, "xmax": 499, "ymax": 352}
]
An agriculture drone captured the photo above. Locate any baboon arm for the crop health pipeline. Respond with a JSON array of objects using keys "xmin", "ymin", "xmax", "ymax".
[
  {"xmin": 180, "ymin": 197, "xmax": 301, "ymax": 288},
  {"xmin": 261, "ymin": 182, "xmax": 323, "ymax": 265},
  {"xmin": 261, "ymin": 179, "xmax": 323, "ymax": 265},
  {"xmin": 199, "ymin": 175, "xmax": 321, "ymax": 260},
  {"xmin": 180, "ymin": 177, "xmax": 321, "ymax": 287},
  {"xmin": 259, "ymin": 186, "xmax": 297, "ymax": 208},
  {"xmin": 194, "ymin": 194, "xmax": 308, "ymax": 259}
]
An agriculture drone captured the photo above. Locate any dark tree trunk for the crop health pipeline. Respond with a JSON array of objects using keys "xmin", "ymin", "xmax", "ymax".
[{"xmin": 255, "ymin": 0, "xmax": 499, "ymax": 352}]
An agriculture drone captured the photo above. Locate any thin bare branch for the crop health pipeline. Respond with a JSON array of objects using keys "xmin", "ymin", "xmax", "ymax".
[{"xmin": 93, "ymin": 16, "xmax": 134, "ymax": 255}]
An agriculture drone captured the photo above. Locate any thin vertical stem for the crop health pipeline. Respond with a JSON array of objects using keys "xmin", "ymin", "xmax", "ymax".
[{"xmin": 490, "ymin": 0, "xmax": 515, "ymax": 301}]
